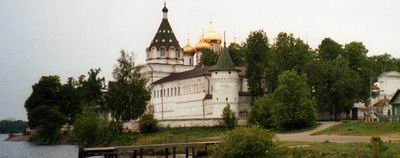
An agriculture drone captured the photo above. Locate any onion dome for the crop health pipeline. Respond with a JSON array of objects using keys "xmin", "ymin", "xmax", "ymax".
[
  {"xmin": 195, "ymin": 37, "xmax": 211, "ymax": 50},
  {"xmin": 182, "ymin": 43, "xmax": 195, "ymax": 56},
  {"xmin": 203, "ymin": 24, "xmax": 222, "ymax": 44}
]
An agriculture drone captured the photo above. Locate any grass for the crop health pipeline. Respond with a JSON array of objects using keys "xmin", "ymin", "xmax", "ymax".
[
  {"xmin": 313, "ymin": 120, "xmax": 400, "ymax": 136},
  {"xmin": 276, "ymin": 141, "xmax": 400, "ymax": 158},
  {"xmin": 108, "ymin": 127, "xmax": 227, "ymax": 146}
]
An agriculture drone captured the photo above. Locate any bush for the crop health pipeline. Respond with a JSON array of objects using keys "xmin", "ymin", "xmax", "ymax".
[
  {"xmin": 71, "ymin": 107, "xmax": 123, "ymax": 146},
  {"xmin": 368, "ymin": 137, "xmax": 388, "ymax": 158},
  {"xmin": 249, "ymin": 96, "xmax": 274, "ymax": 129},
  {"xmin": 221, "ymin": 104, "xmax": 237, "ymax": 130},
  {"xmin": 215, "ymin": 126, "xmax": 275, "ymax": 158},
  {"xmin": 30, "ymin": 105, "xmax": 65, "ymax": 144},
  {"xmin": 139, "ymin": 114, "xmax": 158, "ymax": 133}
]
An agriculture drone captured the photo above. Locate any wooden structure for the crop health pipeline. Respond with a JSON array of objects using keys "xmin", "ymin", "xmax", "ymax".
[{"xmin": 78, "ymin": 141, "xmax": 220, "ymax": 158}]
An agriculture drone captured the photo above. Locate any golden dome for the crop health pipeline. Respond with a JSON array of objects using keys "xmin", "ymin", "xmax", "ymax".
[
  {"xmin": 182, "ymin": 43, "xmax": 195, "ymax": 56},
  {"xmin": 195, "ymin": 38, "xmax": 211, "ymax": 50},
  {"xmin": 203, "ymin": 25, "xmax": 222, "ymax": 44}
]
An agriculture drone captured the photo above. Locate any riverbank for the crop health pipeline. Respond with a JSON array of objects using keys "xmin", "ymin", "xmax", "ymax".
[{"xmin": 5, "ymin": 133, "xmax": 31, "ymax": 141}]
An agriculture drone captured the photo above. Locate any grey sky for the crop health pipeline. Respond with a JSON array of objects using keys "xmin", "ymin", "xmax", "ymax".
[{"xmin": 0, "ymin": 0, "xmax": 399, "ymax": 120}]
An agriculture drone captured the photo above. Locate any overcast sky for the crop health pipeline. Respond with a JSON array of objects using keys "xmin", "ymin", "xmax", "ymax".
[{"xmin": 1, "ymin": 0, "xmax": 399, "ymax": 120}]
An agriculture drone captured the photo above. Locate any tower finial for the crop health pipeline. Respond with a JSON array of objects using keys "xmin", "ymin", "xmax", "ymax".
[
  {"xmin": 187, "ymin": 33, "xmax": 190, "ymax": 44},
  {"xmin": 224, "ymin": 31, "xmax": 226, "ymax": 48},
  {"xmin": 162, "ymin": 2, "xmax": 168, "ymax": 18}
]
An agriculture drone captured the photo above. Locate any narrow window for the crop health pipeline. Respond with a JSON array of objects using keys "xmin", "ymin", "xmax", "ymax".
[
  {"xmin": 226, "ymin": 97, "xmax": 228, "ymax": 101},
  {"xmin": 160, "ymin": 47, "xmax": 166, "ymax": 57}
]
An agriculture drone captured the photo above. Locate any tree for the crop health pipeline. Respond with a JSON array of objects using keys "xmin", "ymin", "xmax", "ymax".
[
  {"xmin": 78, "ymin": 68, "xmax": 106, "ymax": 106},
  {"xmin": 30, "ymin": 105, "xmax": 65, "ymax": 144},
  {"xmin": 305, "ymin": 58, "xmax": 361, "ymax": 120},
  {"xmin": 266, "ymin": 32, "xmax": 314, "ymax": 92},
  {"xmin": 106, "ymin": 50, "xmax": 151, "ymax": 122},
  {"xmin": 318, "ymin": 38, "xmax": 343, "ymax": 61},
  {"xmin": 199, "ymin": 48, "xmax": 219, "ymax": 67},
  {"xmin": 249, "ymin": 95, "xmax": 274, "ymax": 129},
  {"xmin": 243, "ymin": 30, "xmax": 270, "ymax": 101},
  {"xmin": 0, "ymin": 120, "xmax": 28, "ymax": 134},
  {"xmin": 215, "ymin": 126, "xmax": 275, "ymax": 158},
  {"xmin": 25, "ymin": 76, "xmax": 62, "ymax": 128},
  {"xmin": 228, "ymin": 43, "xmax": 245, "ymax": 66},
  {"xmin": 270, "ymin": 70, "xmax": 317, "ymax": 130},
  {"xmin": 58, "ymin": 77, "xmax": 81, "ymax": 124},
  {"xmin": 343, "ymin": 42, "xmax": 373, "ymax": 103},
  {"xmin": 221, "ymin": 104, "xmax": 237, "ymax": 130}
]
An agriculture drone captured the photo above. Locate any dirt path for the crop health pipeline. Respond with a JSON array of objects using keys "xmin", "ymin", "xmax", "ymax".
[{"xmin": 275, "ymin": 122, "xmax": 400, "ymax": 143}]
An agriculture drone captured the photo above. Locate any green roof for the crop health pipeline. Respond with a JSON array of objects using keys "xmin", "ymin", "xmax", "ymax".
[{"xmin": 210, "ymin": 46, "xmax": 237, "ymax": 71}]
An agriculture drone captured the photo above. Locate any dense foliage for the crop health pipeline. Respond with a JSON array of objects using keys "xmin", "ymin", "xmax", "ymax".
[
  {"xmin": 198, "ymin": 48, "xmax": 219, "ymax": 67},
  {"xmin": 221, "ymin": 104, "xmax": 237, "ymax": 130},
  {"xmin": 250, "ymin": 70, "xmax": 317, "ymax": 130},
  {"xmin": 243, "ymin": 30, "xmax": 270, "ymax": 101},
  {"xmin": 71, "ymin": 107, "xmax": 123, "ymax": 146},
  {"xmin": 215, "ymin": 126, "xmax": 275, "ymax": 158},
  {"xmin": 106, "ymin": 50, "xmax": 150, "ymax": 122},
  {"xmin": 0, "ymin": 120, "xmax": 28, "ymax": 134},
  {"xmin": 138, "ymin": 113, "xmax": 158, "ymax": 133}
]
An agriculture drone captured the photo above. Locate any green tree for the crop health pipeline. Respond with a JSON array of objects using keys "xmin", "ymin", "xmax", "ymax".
[
  {"xmin": 58, "ymin": 77, "xmax": 81, "ymax": 124},
  {"xmin": 249, "ymin": 95, "xmax": 274, "ymax": 129},
  {"xmin": 30, "ymin": 105, "xmax": 65, "ymax": 144},
  {"xmin": 25, "ymin": 76, "xmax": 62, "ymax": 128},
  {"xmin": 228, "ymin": 43, "xmax": 245, "ymax": 66},
  {"xmin": 266, "ymin": 32, "xmax": 314, "ymax": 92},
  {"xmin": 343, "ymin": 42, "xmax": 373, "ymax": 103},
  {"xmin": 199, "ymin": 48, "xmax": 219, "ymax": 67},
  {"xmin": 318, "ymin": 38, "xmax": 343, "ymax": 61},
  {"xmin": 215, "ymin": 126, "xmax": 275, "ymax": 158},
  {"xmin": 271, "ymin": 70, "xmax": 317, "ymax": 130},
  {"xmin": 243, "ymin": 30, "xmax": 270, "ymax": 101},
  {"xmin": 0, "ymin": 120, "xmax": 28, "ymax": 134},
  {"xmin": 221, "ymin": 104, "xmax": 237, "ymax": 130},
  {"xmin": 106, "ymin": 50, "xmax": 151, "ymax": 122},
  {"xmin": 78, "ymin": 68, "xmax": 106, "ymax": 106},
  {"xmin": 305, "ymin": 58, "xmax": 361, "ymax": 120}
]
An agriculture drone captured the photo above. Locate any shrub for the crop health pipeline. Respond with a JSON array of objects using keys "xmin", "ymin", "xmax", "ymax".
[
  {"xmin": 71, "ymin": 107, "xmax": 123, "ymax": 146},
  {"xmin": 215, "ymin": 126, "xmax": 275, "ymax": 158},
  {"xmin": 139, "ymin": 114, "xmax": 158, "ymax": 133},
  {"xmin": 368, "ymin": 137, "xmax": 388, "ymax": 158},
  {"xmin": 249, "ymin": 70, "xmax": 317, "ymax": 131},
  {"xmin": 249, "ymin": 96, "xmax": 274, "ymax": 129},
  {"xmin": 221, "ymin": 104, "xmax": 237, "ymax": 130}
]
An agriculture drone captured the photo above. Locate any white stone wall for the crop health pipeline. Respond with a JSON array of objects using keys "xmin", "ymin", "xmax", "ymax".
[
  {"xmin": 183, "ymin": 55, "xmax": 193, "ymax": 66},
  {"xmin": 210, "ymin": 70, "xmax": 240, "ymax": 118},
  {"xmin": 140, "ymin": 63, "xmax": 195, "ymax": 87}
]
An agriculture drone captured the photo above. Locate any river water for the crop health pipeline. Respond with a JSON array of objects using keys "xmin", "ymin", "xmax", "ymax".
[{"xmin": 0, "ymin": 134, "xmax": 79, "ymax": 158}]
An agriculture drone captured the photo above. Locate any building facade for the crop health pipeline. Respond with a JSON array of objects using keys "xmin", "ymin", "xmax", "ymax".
[{"xmin": 141, "ymin": 4, "xmax": 251, "ymax": 127}]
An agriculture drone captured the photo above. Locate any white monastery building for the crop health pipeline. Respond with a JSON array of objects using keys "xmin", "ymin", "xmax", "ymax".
[{"xmin": 140, "ymin": 4, "xmax": 251, "ymax": 127}]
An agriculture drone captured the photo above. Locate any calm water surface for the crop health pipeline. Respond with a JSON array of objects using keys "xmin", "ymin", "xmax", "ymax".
[{"xmin": 0, "ymin": 134, "xmax": 79, "ymax": 158}]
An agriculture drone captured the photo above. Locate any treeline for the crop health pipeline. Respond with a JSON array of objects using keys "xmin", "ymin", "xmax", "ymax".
[
  {"xmin": 200, "ymin": 31, "xmax": 400, "ymax": 130},
  {"xmin": 0, "ymin": 120, "xmax": 28, "ymax": 134},
  {"xmin": 24, "ymin": 50, "xmax": 150, "ymax": 144}
]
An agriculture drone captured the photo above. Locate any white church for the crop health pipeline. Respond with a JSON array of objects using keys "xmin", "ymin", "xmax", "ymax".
[{"xmin": 140, "ymin": 4, "xmax": 251, "ymax": 127}]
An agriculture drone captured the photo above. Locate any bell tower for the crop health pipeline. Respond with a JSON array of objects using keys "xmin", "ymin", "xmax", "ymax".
[{"xmin": 146, "ymin": 3, "xmax": 183, "ymax": 65}]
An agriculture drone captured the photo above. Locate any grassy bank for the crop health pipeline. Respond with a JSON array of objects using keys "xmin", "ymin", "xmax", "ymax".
[
  {"xmin": 276, "ymin": 141, "xmax": 400, "ymax": 158},
  {"xmin": 107, "ymin": 127, "xmax": 226, "ymax": 146},
  {"xmin": 313, "ymin": 121, "xmax": 400, "ymax": 136}
]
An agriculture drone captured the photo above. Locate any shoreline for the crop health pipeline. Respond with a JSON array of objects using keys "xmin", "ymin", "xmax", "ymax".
[{"xmin": 5, "ymin": 133, "xmax": 31, "ymax": 141}]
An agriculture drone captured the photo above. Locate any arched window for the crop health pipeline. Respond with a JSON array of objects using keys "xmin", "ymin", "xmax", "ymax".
[{"xmin": 160, "ymin": 47, "xmax": 166, "ymax": 57}]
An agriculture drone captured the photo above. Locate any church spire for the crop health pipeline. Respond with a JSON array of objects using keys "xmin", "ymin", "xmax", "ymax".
[{"xmin": 162, "ymin": 2, "xmax": 168, "ymax": 19}]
